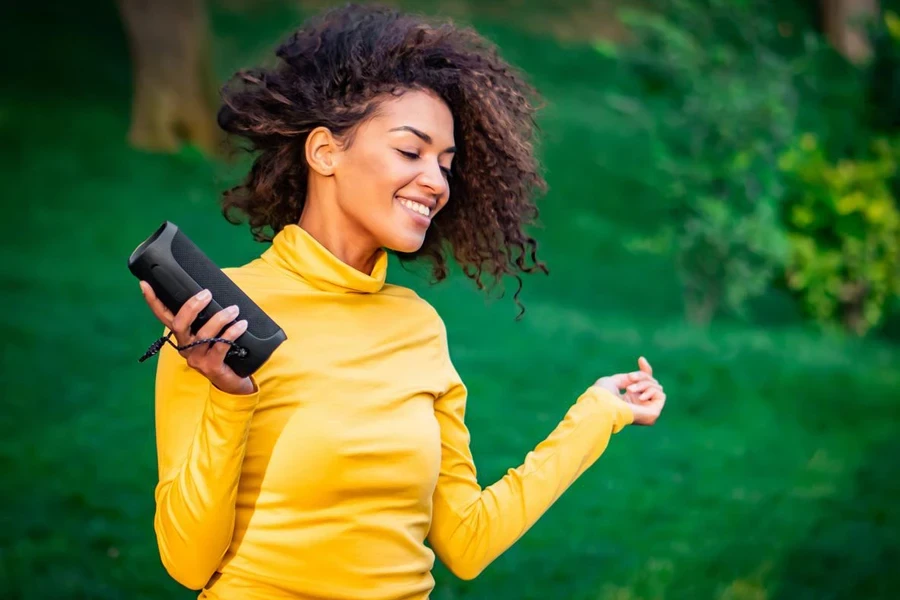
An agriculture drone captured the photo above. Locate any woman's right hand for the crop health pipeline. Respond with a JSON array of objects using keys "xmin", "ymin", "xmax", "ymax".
[{"xmin": 140, "ymin": 281, "xmax": 256, "ymax": 396}]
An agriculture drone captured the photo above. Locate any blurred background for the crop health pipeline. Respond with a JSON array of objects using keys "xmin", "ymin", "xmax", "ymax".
[{"xmin": 1, "ymin": 0, "xmax": 899, "ymax": 598}]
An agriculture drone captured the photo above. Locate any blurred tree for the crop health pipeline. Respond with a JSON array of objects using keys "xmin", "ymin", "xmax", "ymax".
[
  {"xmin": 117, "ymin": 0, "xmax": 222, "ymax": 155},
  {"xmin": 867, "ymin": 9, "xmax": 900, "ymax": 131},
  {"xmin": 822, "ymin": 0, "xmax": 880, "ymax": 63},
  {"xmin": 609, "ymin": 0, "xmax": 798, "ymax": 326}
]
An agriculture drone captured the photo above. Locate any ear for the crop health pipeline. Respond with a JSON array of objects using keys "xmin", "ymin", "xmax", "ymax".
[{"xmin": 305, "ymin": 126, "xmax": 340, "ymax": 176}]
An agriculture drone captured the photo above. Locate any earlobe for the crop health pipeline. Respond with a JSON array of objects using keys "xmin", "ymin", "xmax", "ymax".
[{"xmin": 305, "ymin": 126, "xmax": 338, "ymax": 176}]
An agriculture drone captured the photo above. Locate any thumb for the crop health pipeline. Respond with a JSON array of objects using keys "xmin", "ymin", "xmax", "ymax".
[{"xmin": 638, "ymin": 356, "xmax": 653, "ymax": 376}]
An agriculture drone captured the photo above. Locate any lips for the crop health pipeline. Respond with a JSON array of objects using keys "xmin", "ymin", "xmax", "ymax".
[
  {"xmin": 401, "ymin": 196, "xmax": 435, "ymax": 209},
  {"xmin": 399, "ymin": 197, "xmax": 432, "ymax": 217},
  {"xmin": 396, "ymin": 196, "xmax": 434, "ymax": 227}
]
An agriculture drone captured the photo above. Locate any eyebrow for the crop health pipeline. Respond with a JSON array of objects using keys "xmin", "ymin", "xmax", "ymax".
[{"xmin": 389, "ymin": 126, "xmax": 456, "ymax": 154}]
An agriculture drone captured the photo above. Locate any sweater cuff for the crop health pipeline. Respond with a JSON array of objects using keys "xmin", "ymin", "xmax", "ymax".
[
  {"xmin": 583, "ymin": 385, "xmax": 634, "ymax": 431},
  {"xmin": 208, "ymin": 377, "xmax": 260, "ymax": 413}
]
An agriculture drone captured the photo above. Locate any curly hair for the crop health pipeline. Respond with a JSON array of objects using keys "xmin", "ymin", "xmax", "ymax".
[{"xmin": 217, "ymin": 3, "xmax": 549, "ymax": 316}]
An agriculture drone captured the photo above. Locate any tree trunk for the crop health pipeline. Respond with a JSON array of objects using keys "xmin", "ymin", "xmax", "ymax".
[
  {"xmin": 822, "ymin": 0, "xmax": 880, "ymax": 64},
  {"xmin": 117, "ymin": 0, "xmax": 222, "ymax": 155},
  {"xmin": 840, "ymin": 280, "xmax": 870, "ymax": 335}
]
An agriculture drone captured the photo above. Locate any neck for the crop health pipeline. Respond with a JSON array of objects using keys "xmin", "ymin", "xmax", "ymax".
[{"xmin": 298, "ymin": 179, "xmax": 382, "ymax": 275}]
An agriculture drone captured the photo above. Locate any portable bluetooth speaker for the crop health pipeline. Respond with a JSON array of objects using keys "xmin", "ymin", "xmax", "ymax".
[{"xmin": 128, "ymin": 221, "xmax": 287, "ymax": 378}]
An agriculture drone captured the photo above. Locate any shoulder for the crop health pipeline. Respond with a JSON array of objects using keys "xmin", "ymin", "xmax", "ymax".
[
  {"xmin": 380, "ymin": 285, "xmax": 461, "ymax": 385},
  {"xmin": 377, "ymin": 283, "xmax": 454, "ymax": 355},
  {"xmin": 381, "ymin": 283, "xmax": 447, "ymax": 328}
]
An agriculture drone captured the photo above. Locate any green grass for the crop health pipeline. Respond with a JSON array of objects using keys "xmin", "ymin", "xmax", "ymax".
[{"xmin": 1, "ymin": 1, "xmax": 899, "ymax": 599}]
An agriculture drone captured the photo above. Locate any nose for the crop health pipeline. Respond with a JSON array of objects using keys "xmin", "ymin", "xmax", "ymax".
[{"xmin": 416, "ymin": 159, "xmax": 448, "ymax": 199}]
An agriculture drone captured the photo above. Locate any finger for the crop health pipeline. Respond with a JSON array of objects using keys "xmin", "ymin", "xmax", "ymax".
[
  {"xmin": 627, "ymin": 371, "xmax": 655, "ymax": 384},
  {"xmin": 599, "ymin": 373, "xmax": 632, "ymax": 390},
  {"xmin": 140, "ymin": 281, "xmax": 176, "ymax": 326},
  {"xmin": 206, "ymin": 319, "xmax": 248, "ymax": 367},
  {"xmin": 196, "ymin": 304, "xmax": 240, "ymax": 342},
  {"xmin": 627, "ymin": 380, "xmax": 657, "ymax": 394},
  {"xmin": 638, "ymin": 356, "xmax": 653, "ymax": 376},
  {"xmin": 641, "ymin": 386, "xmax": 664, "ymax": 402},
  {"xmin": 172, "ymin": 289, "xmax": 212, "ymax": 338}
]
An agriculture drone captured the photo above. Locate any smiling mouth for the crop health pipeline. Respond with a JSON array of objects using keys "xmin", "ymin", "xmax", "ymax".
[{"xmin": 398, "ymin": 197, "xmax": 432, "ymax": 218}]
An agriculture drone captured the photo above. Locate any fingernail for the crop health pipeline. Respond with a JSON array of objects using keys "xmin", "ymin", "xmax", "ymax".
[
  {"xmin": 227, "ymin": 304, "xmax": 239, "ymax": 316},
  {"xmin": 236, "ymin": 319, "xmax": 248, "ymax": 331},
  {"xmin": 196, "ymin": 289, "xmax": 211, "ymax": 301}
]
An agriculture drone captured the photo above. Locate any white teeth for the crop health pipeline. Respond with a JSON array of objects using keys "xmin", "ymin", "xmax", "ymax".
[{"xmin": 401, "ymin": 199, "xmax": 431, "ymax": 217}]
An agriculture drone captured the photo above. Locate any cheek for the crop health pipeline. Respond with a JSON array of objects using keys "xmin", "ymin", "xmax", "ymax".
[
  {"xmin": 382, "ymin": 154, "xmax": 419, "ymax": 190},
  {"xmin": 435, "ymin": 188, "xmax": 451, "ymax": 213},
  {"xmin": 359, "ymin": 150, "xmax": 415, "ymax": 193}
]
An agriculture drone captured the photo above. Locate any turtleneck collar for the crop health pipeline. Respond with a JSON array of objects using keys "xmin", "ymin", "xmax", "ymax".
[{"xmin": 260, "ymin": 224, "xmax": 388, "ymax": 294}]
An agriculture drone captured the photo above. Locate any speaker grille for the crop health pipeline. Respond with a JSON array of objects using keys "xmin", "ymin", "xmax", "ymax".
[{"xmin": 171, "ymin": 229, "xmax": 280, "ymax": 338}]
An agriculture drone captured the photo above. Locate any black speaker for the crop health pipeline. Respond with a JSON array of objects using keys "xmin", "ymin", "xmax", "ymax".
[{"xmin": 128, "ymin": 221, "xmax": 287, "ymax": 378}]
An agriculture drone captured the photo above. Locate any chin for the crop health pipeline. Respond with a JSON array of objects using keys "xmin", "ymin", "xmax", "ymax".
[{"xmin": 383, "ymin": 230, "xmax": 428, "ymax": 254}]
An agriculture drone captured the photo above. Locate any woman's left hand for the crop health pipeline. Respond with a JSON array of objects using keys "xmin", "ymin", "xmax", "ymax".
[
  {"xmin": 594, "ymin": 357, "xmax": 666, "ymax": 424},
  {"xmin": 622, "ymin": 356, "xmax": 664, "ymax": 404}
]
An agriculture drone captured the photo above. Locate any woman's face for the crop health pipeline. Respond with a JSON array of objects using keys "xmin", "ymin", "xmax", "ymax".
[{"xmin": 331, "ymin": 89, "xmax": 456, "ymax": 254}]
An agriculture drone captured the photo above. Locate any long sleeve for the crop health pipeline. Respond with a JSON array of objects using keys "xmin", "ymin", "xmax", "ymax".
[
  {"xmin": 152, "ymin": 333, "xmax": 260, "ymax": 590},
  {"xmin": 427, "ymin": 359, "xmax": 633, "ymax": 581}
]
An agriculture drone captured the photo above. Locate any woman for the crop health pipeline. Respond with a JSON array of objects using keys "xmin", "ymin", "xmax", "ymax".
[{"xmin": 139, "ymin": 4, "xmax": 667, "ymax": 599}]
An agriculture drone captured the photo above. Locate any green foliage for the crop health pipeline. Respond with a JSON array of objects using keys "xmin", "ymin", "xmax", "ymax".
[
  {"xmin": 778, "ymin": 134, "xmax": 900, "ymax": 335},
  {"xmin": 607, "ymin": 0, "xmax": 799, "ymax": 325},
  {"xmin": 770, "ymin": 7, "xmax": 900, "ymax": 337}
]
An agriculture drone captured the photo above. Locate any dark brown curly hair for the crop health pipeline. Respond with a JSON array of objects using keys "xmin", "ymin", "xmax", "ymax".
[{"xmin": 217, "ymin": 3, "xmax": 549, "ymax": 316}]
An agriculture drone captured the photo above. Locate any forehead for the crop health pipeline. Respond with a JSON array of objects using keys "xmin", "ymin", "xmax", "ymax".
[{"xmin": 372, "ymin": 90, "xmax": 454, "ymax": 142}]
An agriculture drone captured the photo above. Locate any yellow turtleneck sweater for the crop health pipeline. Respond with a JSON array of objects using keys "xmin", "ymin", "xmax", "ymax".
[{"xmin": 152, "ymin": 224, "xmax": 634, "ymax": 600}]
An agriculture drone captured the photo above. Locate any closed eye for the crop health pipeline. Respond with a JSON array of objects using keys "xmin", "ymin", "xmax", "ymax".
[{"xmin": 397, "ymin": 149, "xmax": 453, "ymax": 181}]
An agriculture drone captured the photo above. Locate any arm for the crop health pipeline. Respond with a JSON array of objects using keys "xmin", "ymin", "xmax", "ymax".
[
  {"xmin": 152, "ymin": 335, "xmax": 259, "ymax": 589},
  {"xmin": 427, "ymin": 362, "xmax": 633, "ymax": 580}
]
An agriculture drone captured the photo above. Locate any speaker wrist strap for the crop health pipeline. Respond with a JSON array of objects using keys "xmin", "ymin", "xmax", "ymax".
[{"xmin": 138, "ymin": 331, "xmax": 248, "ymax": 363}]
